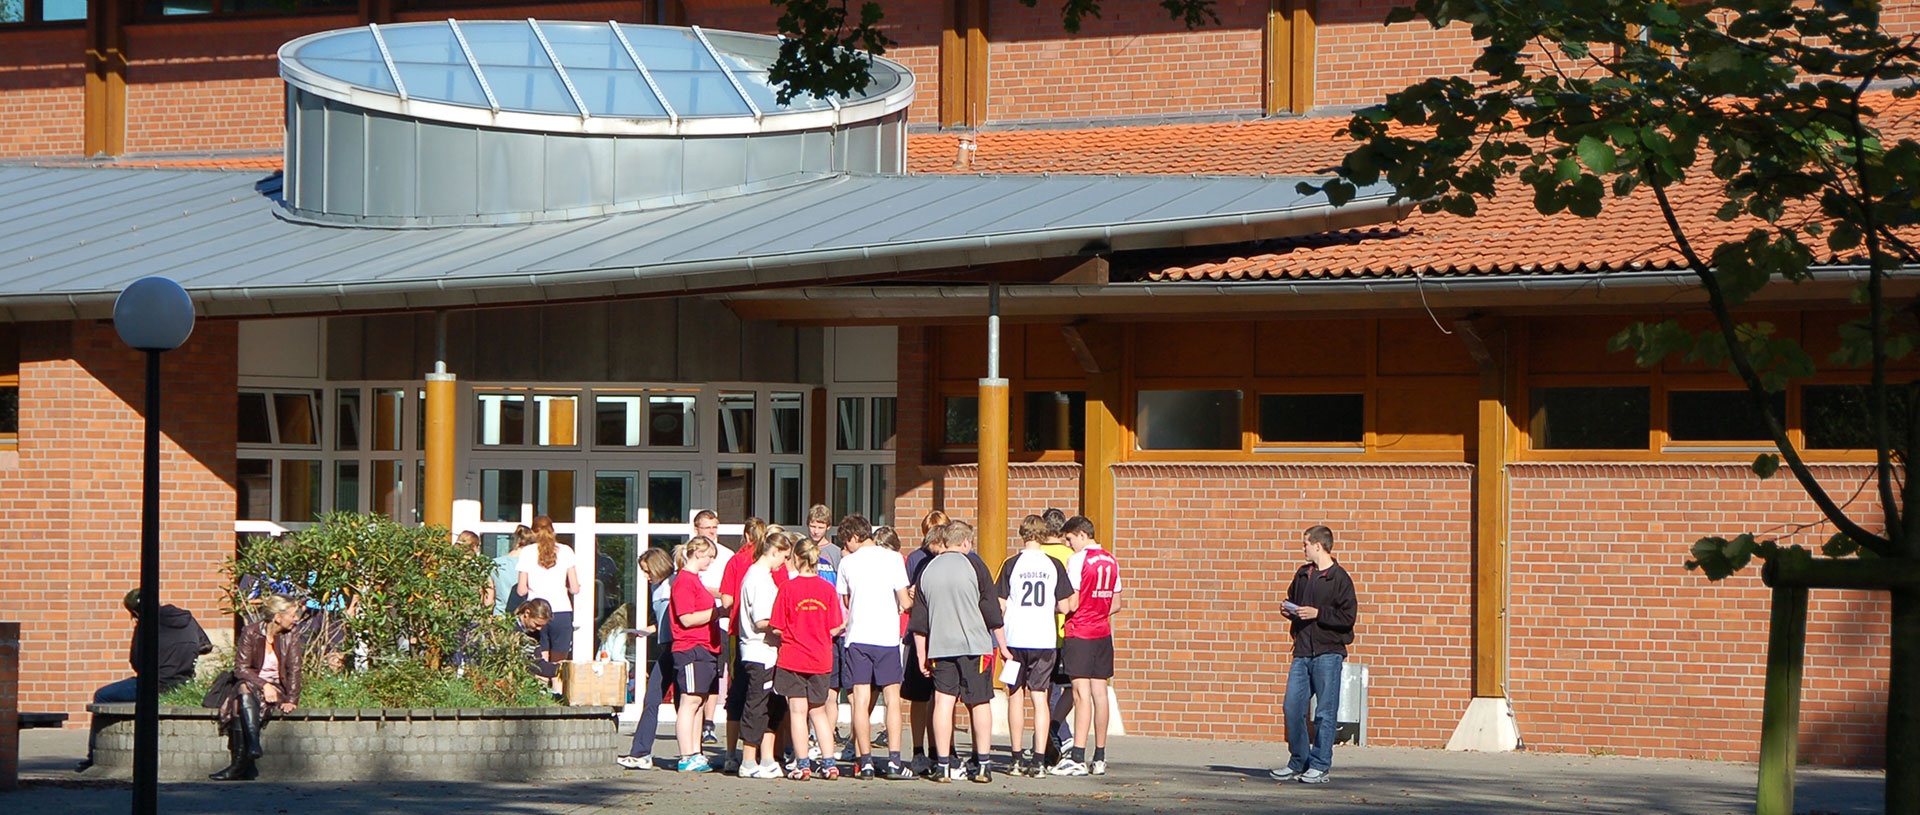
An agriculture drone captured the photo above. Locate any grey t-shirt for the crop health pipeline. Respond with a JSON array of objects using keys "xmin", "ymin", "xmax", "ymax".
[{"xmin": 907, "ymin": 551, "xmax": 1003, "ymax": 659}]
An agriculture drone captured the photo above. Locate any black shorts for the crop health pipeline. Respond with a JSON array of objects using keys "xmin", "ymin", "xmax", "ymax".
[
  {"xmin": 930, "ymin": 655, "xmax": 994, "ymax": 707},
  {"xmin": 902, "ymin": 638, "xmax": 934, "ymax": 702},
  {"xmin": 845, "ymin": 643, "xmax": 905, "ymax": 688},
  {"xmin": 737, "ymin": 661, "xmax": 785, "ymax": 742},
  {"xmin": 774, "ymin": 666, "xmax": 831, "ymax": 706},
  {"xmin": 725, "ymin": 652, "xmax": 752, "ymax": 718},
  {"xmin": 673, "ymin": 647, "xmax": 720, "ymax": 695},
  {"xmin": 1007, "ymin": 648, "xmax": 1058, "ymax": 692},
  {"xmin": 1062, "ymin": 636, "xmax": 1114, "ymax": 680}
]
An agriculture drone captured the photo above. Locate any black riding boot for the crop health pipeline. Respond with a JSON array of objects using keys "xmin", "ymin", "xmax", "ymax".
[
  {"xmin": 239, "ymin": 693, "xmax": 266, "ymax": 760},
  {"xmin": 208, "ymin": 730, "xmax": 246, "ymax": 780}
]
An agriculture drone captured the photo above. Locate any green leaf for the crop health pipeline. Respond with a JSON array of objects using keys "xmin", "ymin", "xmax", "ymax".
[
  {"xmin": 1577, "ymin": 134, "xmax": 1618, "ymax": 173},
  {"xmin": 1822, "ymin": 532, "xmax": 1859, "ymax": 558},
  {"xmin": 1752, "ymin": 453, "xmax": 1781, "ymax": 478}
]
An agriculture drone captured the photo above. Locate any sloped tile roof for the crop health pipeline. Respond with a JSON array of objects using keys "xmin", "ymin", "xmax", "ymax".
[{"xmin": 909, "ymin": 91, "xmax": 1920, "ymax": 281}]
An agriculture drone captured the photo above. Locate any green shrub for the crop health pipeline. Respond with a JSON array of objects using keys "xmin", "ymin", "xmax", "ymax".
[{"xmin": 226, "ymin": 513, "xmax": 554, "ymax": 708}]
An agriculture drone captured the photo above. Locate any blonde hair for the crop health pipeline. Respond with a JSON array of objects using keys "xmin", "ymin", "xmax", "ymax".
[
  {"xmin": 809, "ymin": 504, "xmax": 833, "ymax": 525},
  {"xmin": 639, "ymin": 548, "xmax": 674, "ymax": 584},
  {"xmin": 511, "ymin": 524, "xmax": 533, "ymax": 552},
  {"xmin": 744, "ymin": 516, "xmax": 768, "ymax": 557},
  {"xmin": 532, "ymin": 515, "xmax": 559, "ymax": 569},
  {"xmin": 923, "ymin": 522, "xmax": 948, "ymax": 552},
  {"xmin": 674, "ymin": 536, "xmax": 717, "ymax": 570},
  {"xmin": 1018, "ymin": 514, "xmax": 1046, "ymax": 543},
  {"xmin": 872, "ymin": 526, "xmax": 900, "ymax": 552},
  {"xmin": 260, "ymin": 593, "xmax": 299, "ymax": 619},
  {"xmin": 790, "ymin": 535, "xmax": 821, "ymax": 572}
]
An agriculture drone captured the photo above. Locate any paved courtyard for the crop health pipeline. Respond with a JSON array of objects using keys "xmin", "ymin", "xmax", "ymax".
[{"xmin": 6, "ymin": 726, "xmax": 1884, "ymax": 814}]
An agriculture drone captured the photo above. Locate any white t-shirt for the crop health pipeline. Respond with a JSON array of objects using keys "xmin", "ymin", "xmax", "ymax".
[
  {"xmin": 700, "ymin": 540, "xmax": 734, "ymax": 594},
  {"xmin": 517, "ymin": 544, "xmax": 576, "ymax": 613},
  {"xmin": 837, "ymin": 545, "xmax": 909, "ymax": 647},
  {"xmin": 737, "ymin": 564, "xmax": 780, "ymax": 667},
  {"xmin": 998, "ymin": 549, "xmax": 1073, "ymax": 650}
]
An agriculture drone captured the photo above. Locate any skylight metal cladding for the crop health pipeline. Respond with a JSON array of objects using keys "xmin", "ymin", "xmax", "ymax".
[{"xmin": 279, "ymin": 20, "xmax": 910, "ymax": 135}]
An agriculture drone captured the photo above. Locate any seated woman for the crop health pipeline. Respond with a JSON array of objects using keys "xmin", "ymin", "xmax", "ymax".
[
  {"xmin": 210, "ymin": 593, "xmax": 304, "ymax": 781},
  {"xmin": 517, "ymin": 598, "xmax": 560, "ymax": 689}
]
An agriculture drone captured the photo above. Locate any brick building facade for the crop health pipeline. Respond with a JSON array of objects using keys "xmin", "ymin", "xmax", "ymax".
[{"xmin": 0, "ymin": 0, "xmax": 1902, "ymax": 770}]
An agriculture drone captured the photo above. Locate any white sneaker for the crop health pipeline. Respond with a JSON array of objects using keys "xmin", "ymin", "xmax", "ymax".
[
  {"xmin": 737, "ymin": 760, "xmax": 756, "ymax": 778},
  {"xmin": 749, "ymin": 760, "xmax": 784, "ymax": 779},
  {"xmin": 1090, "ymin": 759, "xmax": 1106, "ymax": 776},
  {"xmin": 1049, "ymin": 757, "xmax": 1088, "ymax": 776},
  {"xmin": 615, "ymin": 754, "xmax": 652, "ymax": 770},
  {"xmin": 1299, "ymin": 768, "xmax": 1330, "ymax": 784}
]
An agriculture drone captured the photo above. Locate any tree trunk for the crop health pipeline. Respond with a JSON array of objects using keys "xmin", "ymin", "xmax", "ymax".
[{"xmin": 1891, "ymin": 586, "xmax": 1920, "ymax": 814}]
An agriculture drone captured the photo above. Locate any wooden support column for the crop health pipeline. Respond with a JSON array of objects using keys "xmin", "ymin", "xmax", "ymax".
[
  {"xmin": 1063, "ymin": 323, "xmax": 1123, "ymax": 546},
  {"xmin": 84, "ymin": 0, "xmax": 132, "ymax": 157},
  {"xmin": 422, "ymin": 313, "xmax": 456, "ymax": 531},
  {"xmin": 940, "ymin": 0, "xmax": 989, "ymax": 128},
  {"xmin": 1263, "ymin": 0, "xmax": 1316, "ymax": 115},
  {"xmin": 1446, "ymin": 318, "xmax": 1521, "ymax": 751},
  {"xmin": 976, "ymin": 284, "xmax": 1009, "ymax": 570}
]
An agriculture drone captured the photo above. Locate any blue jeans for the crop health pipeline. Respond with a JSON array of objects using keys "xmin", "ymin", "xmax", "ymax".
[
  {"xmin": 85, "ymin": 677, "xmax": 140, "ymax": 762},
  {"xmin": 627, "ymin": 649, "xmax": 675, "ymax": 758},
  {"xmin": 1283, "ymin": 653, "xmax": 1344, "ymax": 773}
]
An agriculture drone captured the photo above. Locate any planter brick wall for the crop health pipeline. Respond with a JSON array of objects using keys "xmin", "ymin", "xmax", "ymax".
[{"xmin": 88, "ymin": 704, "xmax": 622, "ymax": 781}]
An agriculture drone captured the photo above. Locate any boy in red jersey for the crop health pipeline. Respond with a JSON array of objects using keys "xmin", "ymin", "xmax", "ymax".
[
  {"xmin": 771, "ymin": 535, "xmax": 848, "ymax": 780},
  {"xmin": 1051, "ymin": 516, "xmax": 1121, "ymax": 777},
  {"xmin": 668, "ymin": 537, "xmax": 723, "ymax": 773}
]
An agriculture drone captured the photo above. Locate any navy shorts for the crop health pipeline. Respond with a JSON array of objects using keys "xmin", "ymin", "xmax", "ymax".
[
  {"xmin": 539, "ymin": 610, "xmax": 573, "ymax": 659},
  {"xmin": 673, "ymin": 647, "xmax": 720, "ymax": 696},
  {"xmin": 844, "ymin": 643, "xmax": 905, "ymax": 688}
]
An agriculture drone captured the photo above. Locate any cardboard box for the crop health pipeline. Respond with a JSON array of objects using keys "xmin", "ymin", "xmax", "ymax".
[{"xmin": 560, "ymin": 660, "xmax": 627, "ymax": 707}]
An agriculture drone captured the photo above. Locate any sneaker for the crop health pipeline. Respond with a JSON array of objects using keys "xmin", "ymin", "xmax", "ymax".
[
  {"xmin": 870, "ymin": 728, "xmax": 889, "ymax": 748},
  {"xmin": 702, "ymin": 726, "xmax": 718, "ymax": 745},
  {"xmin": 839, "ymin": 743, "xmax": 858, "ymax": 762},
  {"xmin": 677, "ymin": 755, "xmax": 713, "ymax": 773},
  {"xmin": 1268, "ymin": 767, "xmax": 1298, "ymax": 782},
  {"xmin": 807, "ymin": 743, "xmax": 822, "ymax": 761},
  {"xmin": 883, "ymin": 761, "xmax": 913, "ymax": 780},
  {"xmin": 820, "ymin": 760, "xmax": 841, "ymax": 780},
  {"xmin": 1049, "ymin": 757, "xmax": 1089, "ymax": 776},
  {"xmin": 855, "ymin": 762, "xmax": 875, "ymax": 780},
  {"xmin": 615, "ymin": 754, "xmax": 653, "ymax": 771},
  {"xmin": 970, "ymin": 761, "xmax": 993, "ymax": 784},
  {"xmin": 1299, "ymin": 768, "xmax": 1330, "ymax": 784},
  {"xmin": 909, "ymin": 754, "xmax": 930, "ymax": 777},
  {"xmin": 1044, "ymin": 738, "xmax": 1062, "ymax": 768},
  {"xmin": 930, "ymin": 764, "xmax": 954, "ymax": 783},
  {"xmin": 787, "ymin": 764, "xmax": 813, "ymax": 781},
  {"xmin": 1090, "ymin": 759, "xmax": 1106, "ymax": 776},
  {"xmin": 73, "ymin": 759, "xmax": 94, "ymax": 774},
  {"xmin": 722, "ymin": 754, "xmax": 741, "ymax": 775},
  {"xmin": 749, "ymin": 760, "xmax": 784, "ymax": 779}
]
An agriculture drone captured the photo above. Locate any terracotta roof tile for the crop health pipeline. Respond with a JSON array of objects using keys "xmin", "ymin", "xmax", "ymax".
[{"xmin": 905, "ymin": 92, "xmax": 1920, "ymax": 281}]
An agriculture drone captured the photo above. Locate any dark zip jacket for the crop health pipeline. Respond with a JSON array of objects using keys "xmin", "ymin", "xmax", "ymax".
[
  {"xmin": 129, "ymin": 604, "xmax": 212, "ymax": 692},
  {"xmin": 1286, "ymin": 560, "xmax": 1357, "ymax": 659}
]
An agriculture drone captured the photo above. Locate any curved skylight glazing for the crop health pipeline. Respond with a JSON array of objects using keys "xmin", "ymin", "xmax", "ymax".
[{"xmin": 279, "ymin": 20, "xmax": 912, "ymax": 135}]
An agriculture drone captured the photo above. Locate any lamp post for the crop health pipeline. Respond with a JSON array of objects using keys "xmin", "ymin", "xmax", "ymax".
[{"xmin": 112, "ymin": 277, "xmax": 195, "ymax": 815}]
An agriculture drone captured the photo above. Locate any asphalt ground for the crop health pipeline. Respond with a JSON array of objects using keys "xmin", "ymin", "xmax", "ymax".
[{"xmin": 6, "ymin": 725, "xmax": 1885, "ymax": 814}]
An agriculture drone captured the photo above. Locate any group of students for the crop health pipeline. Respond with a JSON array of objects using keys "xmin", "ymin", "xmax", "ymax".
[{"xmin": 614, "ymin": 504, "xmax": 1123, "ymax": 783}]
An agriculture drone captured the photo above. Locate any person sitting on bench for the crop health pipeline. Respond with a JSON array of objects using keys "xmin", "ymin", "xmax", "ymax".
[{"xmin": 76, "ymin": 588, "xmax": 212, "ymax": 772}]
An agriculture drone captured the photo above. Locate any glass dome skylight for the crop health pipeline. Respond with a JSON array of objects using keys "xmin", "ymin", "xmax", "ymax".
[{"xmin": 279, "ymin": 20, "xmax": 912, "ymax": 135}]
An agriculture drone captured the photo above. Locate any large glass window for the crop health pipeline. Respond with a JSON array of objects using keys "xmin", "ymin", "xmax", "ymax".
[
  {"xmin": 770, "ymin": 392, "xmax": 804, "ymax": 454},
  {"xmin": 2, "ymin": 0, "xmax": 85, "ymax": 23},
  {"xmin": 1667, "ymin": 389, "xmax": 1785, "ymax": 443},
  {"xmin": 647, "ymin": 393, "xmax": 697, "ymax": 448},
  {"xmin": 1024, "ymin": 390, "xmax": 1085, "ymax": 451},
  {"xmin": 1136, "ymin": 389, "xmax": 1241, "ymax": 450},
  {"xmin": 943, "ymin": 395, "xmax": 979, "ymax": 447},
  {"xmin": 1804, "ymin": 384, "xmax": 1916, "ymax": 450},
  {"xmin": 335, "ymin": 390, "xmax": 361, "ymax": 451},
  {"xmin": 719, "ymin": 391, "xmax": 755, "ymax": 453},
  {"xmin": 1529, "ymin": 386, "xmax": 1650, "ymax": 450},
  {"xmin": 770, "ymin": 463, "xmax": 803, "ymax": 526},
  {"xmin": 1259, "ymin": 393, "xmax": 1364, "ymax": 444},
  {"xmin": 837, "ymin": 396, "xmax": 867, "ymax": 450}
]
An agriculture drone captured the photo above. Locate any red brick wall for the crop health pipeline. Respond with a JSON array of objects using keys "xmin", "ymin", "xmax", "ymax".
[
  {"xmin": 986, "ymin": 0, "xmax": 1266, "ymax": 124},
  {"xmin": 1509, "ymin": 462, "xmax": 1889, "ymax": 766},
  {"xmin": 0, "ymin": 320, "xmax": 238, "ymax": 727},
  {"xmin": 1313, "ymin": 0, "xmax": 1480, "ymax": 109},
  {"xmin": 0, "ymin": 27, "xmax": 86, "ymax": 159},
  {"xmin": 895, "ymin": 462, "xmax": 1083, "ymax": 547}
]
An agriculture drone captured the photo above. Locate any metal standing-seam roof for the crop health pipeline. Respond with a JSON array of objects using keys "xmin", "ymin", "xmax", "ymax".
[{"xmin": 0, "ymin": 165, "xmax": 1405, "ymax": 322}]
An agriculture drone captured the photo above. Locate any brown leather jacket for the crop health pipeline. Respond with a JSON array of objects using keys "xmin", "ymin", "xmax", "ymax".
[{"xmin": 232, "ymin": 620, "xmax": 304, "ymax": 706}]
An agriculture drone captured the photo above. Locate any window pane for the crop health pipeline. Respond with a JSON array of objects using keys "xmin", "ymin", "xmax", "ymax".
[
  {"xmin": 719, "ymin": 391, "xmax": 755, "ymax": 454},
  {"xmin": 868, "ymin": 463, "xmax": 891, "ymax": 527},
  {"xmin": 415, "ymin": 388, "xmax": 426, "ymax": 451},
  {"xmin": 273, "ymin": 392, "xmax": 319, "ymax": 446},
  {"xmin": 943, "ymin": 396, "xmax": 979, "ymax": 447},
  {"xmin": 770, "ymin": 392, "xmax": 804, "ymax": 454},
  {"xmin": 535, "ymin": 469, "xmax": 576, "ymax": 523},
  {"xmin": 335, "ymin": 389, "xmax": 361, "ymax": 451},
  {"xmin": 279, "ymin": 459, "xmax": 322, "ymax": 522},
  {"xmin": 837, "ymin": 397, "xmax": 866, "ymax": 450},
  {"xmin": 648, "ymin": 394, "xmax": 696, "ymax": 447},
  {"xmin": 237, "ymin": 458, "xmax": 271, "ymax": 520},
  {"xmin": 1259, "ymin": 393, "xmax": 1364, "ymax": 443},
  {"xmin": 596, "ymin": 470, "xmax": 640, "ymax": 524},
  {"xmin": 334, "ymin": 461, "xmax": 360, "ymax": 513},
  {"xmin": 42, "ymin": 0, "xmax": 87, "ymax": 21},
  {"xmin": 414, "ymin": 459, "xmax": 425, "ymax": 523},
  {"xmin": 832, "ymin": 463, "xmax": 863, "ymax": 520},
  {"xmin": 871, "ymin": 396, "xmax": 897, "ymax": 451},
  {"xmin": 476, "ymin": 393, "xmax": 526, "ymax": 446},
  {"xmin": 1024, "ymin": 391, "xmax": 1085, "ymax": 451},
  {"xmin": 372, "ymin": 460, "xmax": 405, "ymax": 522},
  {"xmin": 1136, "ymin": 389, "xmax": 1241, "ymax": 450},
  {"xmin": 648, "ymin": 471, "xmax": 692, "ymax": 524},
  {"xmin": 1668, "ymin": 390, "xmax": 1785, "ymax": 442},
  {"xmin": 238, "ymin": 392, "xmax": 272, "ymax": 444},
  {"xmin": 771, "ymin": 464, "xmax": 802, "ymax": 527},
  {"xmin": 534, "ymin": 394, "xmax": 579, "ymax": 446},
  {"xmin": 1529, "ymin": 386, "xmax": 1650, "ymax": 449},
  {"xmin": 596, "ymin": 395, "xmax": 642, "ymax": 447},
  {"xmin": 481, "ymin": 468, "xmax": 523, "ymax": 522},
  {"xmin": 373, "ymin": 388, "xmax": 405, "ymax": 451},
  {"xmin": 1804, "ymin": 384, "xmax": 1915, "ymax": 450},
  {"xmin": 0, "ymin": 385, "xmax": 18, "ymax": 434},
  {"xmin": 717, "ymin": 463, "xmax": 754, "ymax": 521}
]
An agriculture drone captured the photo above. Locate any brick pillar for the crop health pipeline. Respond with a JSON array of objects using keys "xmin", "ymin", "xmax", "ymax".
[{"xmin": 1, "ymin": 621, "xmax": 19, "ymax": 791}]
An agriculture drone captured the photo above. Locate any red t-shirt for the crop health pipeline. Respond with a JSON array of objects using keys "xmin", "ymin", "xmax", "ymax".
[
  {"xmin": 1064, "ymin": 547, "xmax": 1122, "ymax": 640},
  {"xmin": 669, "ymin": 570, "xmax": 721, "ymax": 653},
  {"xmin": 720, "ymin": 550, "xmax": 754, "ymax": 630},
  {"xmin": 771, "ymin": 574, "xmax": 844, "ymax": 674}
]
